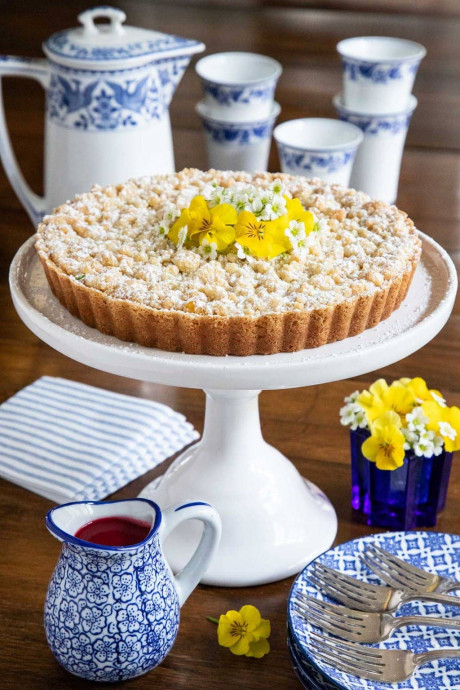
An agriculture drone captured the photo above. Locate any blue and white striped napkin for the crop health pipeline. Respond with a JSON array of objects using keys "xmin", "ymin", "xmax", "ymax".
[{"xmin": 0, "ymin": 377, "xmax": 199, "ymax": 503}]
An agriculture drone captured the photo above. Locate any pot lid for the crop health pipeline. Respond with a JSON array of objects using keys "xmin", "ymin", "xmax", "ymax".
[{"xmin": 43, "ymin": 6, "xmax": 205, "ymax": 69}]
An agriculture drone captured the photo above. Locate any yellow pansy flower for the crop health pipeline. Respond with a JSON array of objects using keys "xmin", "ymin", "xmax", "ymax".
[
  {"xmin": 362, "ymin": 411, "xmax": 406, "ymax": 470},
  {"xmin": 168, "ymin": 196, "xmax": 237, "ymax": 251},
  {"xmin": 403, "ymin": 377, "xmax": 445, "ymax": 406},
  {"xmin": 358, "ymin": 378, "xmax": 416, "ymax": 425},
  {"xmin": 234, "ymin": 211, "xmax": 290, "ymax": 259},
  {"xmin": 421, "ymin": 400, "xmax": 443, "ymax": 432},
  {"xmin": 285, "ymin": 197, "xmax": 315, "ymax": 234},
  {"xmin": 405, "ymin": 377, "xmax": 429, "ymax": 400},
  {"xmin": 422, "ymin": 401, "xmax": 460, "ymax": 452},
  {"xmin": 442, "ymin": 406, "xmax": 460, "ymax": 452},
  {"xmin": 216, "ymin": 605, "xmax": 271, "ymax": 658}
]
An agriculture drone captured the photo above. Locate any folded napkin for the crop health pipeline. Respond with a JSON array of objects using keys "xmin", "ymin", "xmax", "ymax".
[{"xmin": 0, "ymin": 376, "xmax": 199, "ymax": 503}]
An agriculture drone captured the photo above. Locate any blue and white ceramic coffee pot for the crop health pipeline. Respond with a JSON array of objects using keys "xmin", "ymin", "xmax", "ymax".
[{"xmin": 0, "ymin": 6, "xmax": 205, "ymax": 224}]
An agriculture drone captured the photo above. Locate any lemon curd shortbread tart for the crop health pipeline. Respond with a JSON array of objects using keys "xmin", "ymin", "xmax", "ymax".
[{"xmin": 36, "ymin": 169, "xmax": 421, "ymax": 356}]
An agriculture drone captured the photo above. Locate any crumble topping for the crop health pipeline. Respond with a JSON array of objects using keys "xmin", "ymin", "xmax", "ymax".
[{"xmin": 36, "ymin": 169, "xmax": 421, "ymax": 318}]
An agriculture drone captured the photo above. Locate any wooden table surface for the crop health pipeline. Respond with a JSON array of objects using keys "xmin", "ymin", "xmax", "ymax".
[{"xmin": 0, "ymin": 1, "xmax": 459, "ymax": 688}]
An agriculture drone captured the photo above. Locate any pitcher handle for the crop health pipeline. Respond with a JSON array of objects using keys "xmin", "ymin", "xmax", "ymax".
[
  {"xmin": 160, "ymin": 501, "xmax": 221, "ymax": 606},
  {"xmin": 0, "ymin": 56, "xmax": 50, "ymax": 226}
]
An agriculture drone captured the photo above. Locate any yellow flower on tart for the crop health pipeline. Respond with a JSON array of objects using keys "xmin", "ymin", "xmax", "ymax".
[
  {"xmin": 234, "ymin": 211, "xmax": 290, "ymax": 260},
  {"xmin": 168, "ymin": 195, "xmax": 237, "ymax": 251},
  {"xmin": 285, "ymin": 197, "xmax": 315, "ymax": 234},
  {"xmin": 167, "ymin": 187, "xmax": 318, "ymax": 260}
]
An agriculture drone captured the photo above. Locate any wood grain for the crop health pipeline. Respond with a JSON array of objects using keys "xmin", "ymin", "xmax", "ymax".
[{"xmin": 0, "ymin": 2, "xmax": 459, "ymax": 688}]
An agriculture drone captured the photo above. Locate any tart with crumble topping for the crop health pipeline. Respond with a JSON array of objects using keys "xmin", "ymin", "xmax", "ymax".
[{"xmin": 36, "ymin": 169, "xmax": 421, "ymax": 356}]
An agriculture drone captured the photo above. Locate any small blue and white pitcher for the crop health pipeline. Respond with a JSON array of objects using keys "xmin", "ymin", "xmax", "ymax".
[
  {"xmin": 0, "ymin": 6, "xmax": 204, "ymax": 225},
  {"xmin": 44, "ymin": 498, "xmax": 221, "ymax": 682}
]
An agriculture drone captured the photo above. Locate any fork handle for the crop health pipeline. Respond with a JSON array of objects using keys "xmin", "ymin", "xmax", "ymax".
[
  {"xmin": 403, "ymin": 591, "xmax": 460, "ymax": 608},
  {"xmin": 395, "ymin": 615, "xmax": 460, "ymax": 632},
  {"xmin": 415, "ymin": 649, "xmax": 460, "ymax": 666}
]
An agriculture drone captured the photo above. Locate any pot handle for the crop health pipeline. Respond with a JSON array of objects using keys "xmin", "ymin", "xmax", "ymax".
[
  {"xmin": 160, "ymin": 501, "xmax": 222, "ymax": 606},
  {"xmin": 0, "ymin": 56, "xmax": 50, "ymax": 226}
]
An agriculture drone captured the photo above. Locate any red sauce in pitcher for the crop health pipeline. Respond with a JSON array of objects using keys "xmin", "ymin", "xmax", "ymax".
[{"xmin": 75, "ymin": 516, "xmax": 152, "ymax": 546}]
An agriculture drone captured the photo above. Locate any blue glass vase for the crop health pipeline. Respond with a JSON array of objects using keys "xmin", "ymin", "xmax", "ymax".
[{"xmin": 350, "ymin": 428, "xmax": 453, "ymax": 529}]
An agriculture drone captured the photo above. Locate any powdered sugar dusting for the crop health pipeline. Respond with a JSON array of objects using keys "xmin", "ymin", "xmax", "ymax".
[{"xmin": 36, "ymin": 169, "xmax": 421, "ymax": 318}]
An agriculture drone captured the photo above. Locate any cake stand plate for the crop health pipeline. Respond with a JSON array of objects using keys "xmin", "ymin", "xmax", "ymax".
[{"xmin": 10, "ymin": 234, "xmax": 457, "ymax": 586}]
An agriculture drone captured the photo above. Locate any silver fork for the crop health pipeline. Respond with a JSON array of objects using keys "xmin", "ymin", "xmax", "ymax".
[
  {"xmin": 294, "ymin": 593, "xmax": 460, "ymax": 643},
  {"xmin": 361, "ymin": 544, "xmax": 460, "ymax": 594},
  {"xmin": 308, "ymin": 631, "xmax": 460, "ymax": 683},
  {"xmin": 308, "ymin": 562, "xmax": 460, "ymax": 612}
]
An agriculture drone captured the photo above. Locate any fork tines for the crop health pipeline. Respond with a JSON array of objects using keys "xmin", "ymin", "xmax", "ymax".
[
  {"xmin": 361, "ymin": 543, "xmax": 435, "ymax": 591},
  {"xmin": 294, "ymin": 594, "xmax": 368, "ymax": 639},
  {"xmin": 307, "ymin": 561, "xmax": 382, "ymax": 611},
  {"xmin": 308, "ymin": 631, "xmax": 385, "ymax": 680}
]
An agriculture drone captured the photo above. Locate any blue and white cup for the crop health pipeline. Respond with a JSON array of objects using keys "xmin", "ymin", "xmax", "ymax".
[
  {"xmin": 273, "ymin": 118, "xmax": 363, "ymax": 186},
  {"xmin": 334, "ymin": 93, "xmax": 418, "ymax": 203},
  {"xmin": 337, "ymin": 36, "xmax": 425, "ymax": 114},
  {"xmin": 195, "ymin": 52, "xmax": 282, "ymax": 120},
  {"xmin": 196, "ymin": 100, "xmax": 280, "ymax": 172}
]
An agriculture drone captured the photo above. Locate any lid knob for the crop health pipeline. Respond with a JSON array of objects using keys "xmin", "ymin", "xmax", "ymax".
[{"xmin": 78, "ymin": 6, "xmax": 126, "ymax": 37}]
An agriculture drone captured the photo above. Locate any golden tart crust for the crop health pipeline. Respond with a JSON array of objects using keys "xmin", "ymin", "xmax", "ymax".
[{"xmin": 36, "ymin": 169, "xmax": 421, "ymax": 356}]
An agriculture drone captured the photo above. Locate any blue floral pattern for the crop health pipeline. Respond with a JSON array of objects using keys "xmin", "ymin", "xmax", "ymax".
[
  {"xmin": 46, "ymin": 56, "xmax": 188, "ymax": 131},
  {"xmin": 44, "ymin": 533, "xmax": 180, "ymax": 682},
  {"xmin": 202, "ymin": 118, "xmax": 275, "ymax": 145},
  {"xmin": 203, "ymin": 80, "xmax": 276, "ymax": 107},
  {"xmin": 279, "ymin": 148, "xmax": 354, "ymax": 175},
  {"xmin": 337, "ymin": 111, "xmax": 413, "ymax": 136},
  {"xmin": 288, "ymin": 531, "xmax": 460, "ymax": 690},
  {"xmin": 47, "ymin": 72, "xmax": 163, "ymax": 130},
  {"xmin": 342, "ymin": 58, "xmax": 420, "ymax": 83}
]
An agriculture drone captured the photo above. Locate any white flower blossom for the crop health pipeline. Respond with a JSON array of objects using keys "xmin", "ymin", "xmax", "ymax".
[
  {"xmin": 431, "ymin": 391, "xmax": 447, "ymax": 407},
  {"xmin": 439, "ymin": 421, "xmax": 456, "ymax": 441},
  {"xmin": 402, "ymin": 424, "xmax": 445, "ymax": 456},
  {"xmin": 344, "ymin": 390, "xmax": 360, "ymax": 404},
  {"xmin": 251, "ymin": 198, "xmax": 264, "ymax": 216},
  {"xmin": 340, "ymin": 402, "xmax": 368, "ymax": 431},
  {"xmin": 402, "ymin": 427, "xmax": 418, "ymax": 451},
  {"xmin": 271, "ymin": 179, "xmax": 284, "ymax": 195},
  {"xmin": 260, "ymin": 203, "xmax": 278, "ymax": 220},
  {"xmin": 406, "ymin": 406, "xmax": 429, "ymax": 432},
  {"xmin": 270, "ymin": 194, "xmax": 287, "ymax": 215},
  {"xmin": 235, "ymin": 242, "xmax": 252, "ymax": 261},
  {"xmin": 413, "ymin": 438, "xmax": 435, "ymax": 457},
  {"xmin": 198, "ymin": 238, "xmax": 218, "ymax": 261},
  {"xmin": 234, "ymin": 192, "xmax": 250, "ymax": 212},
  {"xmin": 314, "ymin": 218, "xmax": 329, "ymax": 233}
]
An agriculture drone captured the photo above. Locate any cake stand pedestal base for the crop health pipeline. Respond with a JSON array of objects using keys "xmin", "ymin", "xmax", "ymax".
[{"xmin": 139, "ymin": 389, "xmax": 337, "ymax": 586}]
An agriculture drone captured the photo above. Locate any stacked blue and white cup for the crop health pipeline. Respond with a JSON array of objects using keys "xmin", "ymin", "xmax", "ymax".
[
  {"xmin": 195, "ymin": 52, "xmax": 282, "ymax": 172},
  {"xmin": 334, "ymin": 36, "xmax": 426, "ymax": 203}
]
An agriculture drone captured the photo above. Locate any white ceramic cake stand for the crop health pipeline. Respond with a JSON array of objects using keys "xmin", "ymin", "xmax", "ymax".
[{"xmin": 10, "ymin": 234, "xmax": 457, "ymax": 586}]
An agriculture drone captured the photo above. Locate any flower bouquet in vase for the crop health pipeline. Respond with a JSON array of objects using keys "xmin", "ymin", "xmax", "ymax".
[{"xmin": 340, "ymin": 377, "xmax": 458, "ymax": 529}]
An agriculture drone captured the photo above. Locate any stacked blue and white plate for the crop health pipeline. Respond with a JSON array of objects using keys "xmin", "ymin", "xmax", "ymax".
[{"xmin": 287, "ymin": 531, "xmax": 460, "ymax": 690}]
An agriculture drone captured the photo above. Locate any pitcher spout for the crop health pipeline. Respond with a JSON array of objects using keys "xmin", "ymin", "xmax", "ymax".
[{"xmin": 45, "ymin": 498, "xmax": 160, "ymax": 550}]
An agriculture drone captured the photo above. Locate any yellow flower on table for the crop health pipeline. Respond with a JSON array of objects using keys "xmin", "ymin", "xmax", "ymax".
[
  {"xmin": 217, "ymin": 605, "xmax": 271, "ymax": 658},
  {"xmin": 362, "ymin": 411, "xmax": 406, "ymax": 470},
  {"xmin": 168, "ymin": 195, "xmax": 237, "ymax": 251},
  {"xmin": 234, "ymin": 210, "xmax": 290, "ymax": 259}
]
